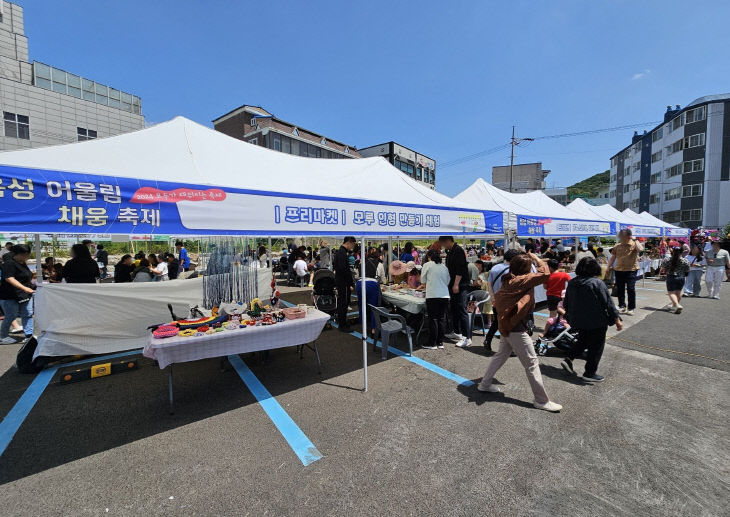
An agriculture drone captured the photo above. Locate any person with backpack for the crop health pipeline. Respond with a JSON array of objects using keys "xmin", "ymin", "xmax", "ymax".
[
  {"xmin": 0, "ymin": 244, "xmax": 35, "ymax": 344},
  {"xmin": 562, "ymin": 257, "xmax": 623, "ymax": 382},
  {"xmin": 482, "ymin": 249, "xmax": 523, "ymax": 353}
]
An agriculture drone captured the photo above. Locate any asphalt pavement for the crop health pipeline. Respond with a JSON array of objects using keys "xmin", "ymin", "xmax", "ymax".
[{"xmin": 0, "ymin": 280, "xmax": 727, "ymax": 516}]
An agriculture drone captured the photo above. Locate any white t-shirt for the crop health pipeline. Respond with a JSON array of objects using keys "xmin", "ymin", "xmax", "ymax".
[
  {"xmin": 707, "ymin": 248, "xmax": 730, "ymax": 268},
  {"xmin": 420, "ymin": 261, "xmax": 450, "ymax": 299},
  {"xmin": 155, "ymin": 261, "xmax": 169, "ymax": 280},
  {"xmin": 258, "ymin": 254, "xmax": 268, "ymax": 268},
  {"xmin": 294, "ymin": 259, "xmax": 308, "ymax": 276}
]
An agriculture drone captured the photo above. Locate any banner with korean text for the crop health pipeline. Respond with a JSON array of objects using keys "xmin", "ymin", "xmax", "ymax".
[
  {"xmin": 0, "ymin": 165, "xmax": 503, "ymax": 236},
  {"xmin": 517, "ymin": 214, "xmax": 615, "ymax": 237}
]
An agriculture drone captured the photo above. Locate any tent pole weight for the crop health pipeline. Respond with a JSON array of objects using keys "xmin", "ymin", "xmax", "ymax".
[{"xmin": 361, "ymin": 236, "xmax": 368, "ymax": 392}]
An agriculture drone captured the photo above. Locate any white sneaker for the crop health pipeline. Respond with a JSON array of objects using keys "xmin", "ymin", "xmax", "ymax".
[
  {"xmin": 455, "ymin": 337, "xmax": 469, "ymax": 348},
  {"xmin": 437, "ymin": 344, "xmax": 445, "ymax": 349},
  {"xmin": 477, "ymin": 384, "xmax": 501, "ymax": 393},
  {"xmin": 0, "ymin": 337, "xmax": 18, "ymax": 345},
  {"xmin": 466, "ymin": 338, "xmax": 472, "ymax": 346},
  {"xmin": 422, "ymin": 345, "xmax": 438, "ymax": 350},
  {"xmin": 674, "ymin": 304, "xmax": 683, "ymax": 314},
  {"xmin": 625, "ymin": 310, "xmax": 634, "ymax": 316},
  {"xmin": 618, "ymin": 307, "xmax": 627, "ymax": 314},
  {"xmin": 534, "ymin": 401, "xmax": 562, "ymax": 412},
  {"xmin": 712, "ymin": 295, "xmax": 720, "ymax": 299}
]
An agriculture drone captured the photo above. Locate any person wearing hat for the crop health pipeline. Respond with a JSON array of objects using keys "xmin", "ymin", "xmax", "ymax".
[
  {"xmin": 333, "ymin": 236, "xmax": 356, "ymax": 330},
  {"xmin": 438, "ymin": 236, "xmax": 470, "ymax": 347},
  {"xmin": 406, "ymin": 261, "xmax": 421, "ymax": 288}
]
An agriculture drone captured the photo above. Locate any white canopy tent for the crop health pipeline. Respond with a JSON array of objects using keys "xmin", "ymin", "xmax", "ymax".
[
  {"xmin": 0, "ymin": 116, "xmax": 505, "ymax": 391},
  {"xmin": 455, "ymin": 179, "xmax": 616, "ymax": 238},
  {"xmin": 566, "ymin": 199, "xmax": 662, "ymax": 238},
  {"xmin": 634, "ymin": 210, "xmax": 690, "ymax": 237}
]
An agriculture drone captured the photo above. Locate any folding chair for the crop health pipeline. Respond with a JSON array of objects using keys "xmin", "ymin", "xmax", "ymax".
[
  {"xmin": 368, "ymin": 305, "xmax": 414, "ymax": 360},
  {"xmin": 467, "ymin": 289, "xmax": 491, "ymax": 339}
]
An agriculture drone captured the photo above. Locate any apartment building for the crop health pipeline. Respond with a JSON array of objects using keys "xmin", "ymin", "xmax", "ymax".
[
  {"xmin": 609, "ymin": 94, "xmax": 730, "ymax": 228},
  {"xmin": 358, "ymin": 141, "xmax": 436, "ymax": 189}
]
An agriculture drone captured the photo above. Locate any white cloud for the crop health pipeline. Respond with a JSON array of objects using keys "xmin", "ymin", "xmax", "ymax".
[{"xmin": 631, "ymin": 69, "xmax": 651, "ymax": 80}]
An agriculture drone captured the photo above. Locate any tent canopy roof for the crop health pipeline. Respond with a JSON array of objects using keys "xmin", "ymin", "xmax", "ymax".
[
  {"xmin": 0, "ymin": 116, "xmax": 462, "ymax": 210},
  {"xmin": 455, "ymin": 178, "xmax": 604, "ymax": 221}
]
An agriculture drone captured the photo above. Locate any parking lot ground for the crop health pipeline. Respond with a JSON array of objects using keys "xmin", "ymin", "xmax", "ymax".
[{"xmin": 0, "ymin": 282, "xmax": 727, "ymax": 516}]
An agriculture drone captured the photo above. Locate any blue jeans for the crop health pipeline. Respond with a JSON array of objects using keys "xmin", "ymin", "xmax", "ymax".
[
  {"xmin": 685, "ymin": 269, "xmax": 703, "ymax": 296},
  {"xmin": 614, "ymin": 270, "xmax": 636, "ymax": 310},
  {"xmin": 0, "ymin": 298, "xmax": 34, "ymax": 338}
]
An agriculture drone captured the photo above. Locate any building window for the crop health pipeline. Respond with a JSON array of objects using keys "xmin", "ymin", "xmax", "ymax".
[
  {"xmin": 623, "ymin": 185, "xmax": 630, "ymax": 193},
  {"xmin": 664, "ymin": 187, "xmax": 681, "ymax": 201},
  {"xmin": 611, "ymin": 174, "xmax": 617, "ymax": 182},
  {"xmin": 650, "ymin": 172, "xmax": 661, "ymax": 184},
  {"xmin": 3, "ymin": 112, "xmax": 30, "ymax": 139},
  {"xmin": 665, "ymin": 165, "xmax": 682, "ymax": 179},
  {"xmin": 681, "ymin": 208, "xmax": 702, "ymax": 222},
  {"xmin": 624, "ymin": 169, "xmax": 630, "ymax": 177},
  {"xmin": 670, "ymin": 113, "xmax": 684, "ymax": 132},
  {"xmin": 685, "ymin": 106, "xmax": 706, "ymax": 124},
  {"xmin": 650, "ymin": 193, "xmax": 660, "ymax": 204},
  {"xmin": 632, "ymin": 181, "xmax": 640, "ymax": 191},
  {"xmin": 683, "ymin": 159, "xmax": 704, "ymax": 174},
  {"xmin": 651, "ymin": 151, "xmax": 662, "ymax": 163},
  {"xmin": 683, "ymin": 132, "xmax": 705, "ymax": 149},
  {"xmin": 633, "ymin": 142, "xmax": 642, "ymax": 154},
  {"xmin": 272, "ymin": 134, "xmax": 281, "ymax": 151},
  {"xmin": 652, "ymin": 128, "xmax": 663, "ymax": 142},
  {"xmin": 631, "ymin": 199, "xmax": 639, "ymax": 208},
  {"xmin": 632, "ymin": 162, "xmax": 641, "ymax": 172},
  {"xmin": 248, "ymin": 137, "xmax": 258, "ymax": 146},
  {"xmin": 611, "ymin": 157, "xmax": 617, "ymax": 167},
  {"xmin": 681, "ymin": 184, "xmax": 702, "ymax": 198},
  {"xmin": 77, "ymin": 127, "xmax": 97, "ymax": 141}
]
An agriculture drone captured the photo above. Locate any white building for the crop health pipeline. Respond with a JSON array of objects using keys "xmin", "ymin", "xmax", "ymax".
[
  {"xmin": 609, "ymin": 94, "xmax": 730, "ymax": 228},
  {"xmin": 0, "ymin": 1, "xmax": 144, "ymax": 152}
]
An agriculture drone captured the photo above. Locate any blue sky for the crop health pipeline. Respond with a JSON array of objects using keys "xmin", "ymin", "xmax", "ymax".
[{"xmin": 17, "ymin": 0, "xmax": 730, "ymax": 196}]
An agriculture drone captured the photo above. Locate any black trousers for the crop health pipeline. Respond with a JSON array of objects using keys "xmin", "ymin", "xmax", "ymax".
[
  {"xmin": 614, "ymin": 270, "xmax": 637, "ymax": 310},
  {"xmin": 569, "ymin": 326, "xmax": 607, "ymax": 377},
  {"xmin": 336, "ymin": 281, "xmax": 351, "ymax": 325},
  {"xmin": 426, "ymin": 298, "xmax": 448, "ymax": 346},
  {"xmin": 484, "ymin": 307, "xmax": 499, "ymax": 342}
]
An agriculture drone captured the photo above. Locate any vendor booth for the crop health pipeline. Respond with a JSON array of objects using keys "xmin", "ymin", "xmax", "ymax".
[
  {"xmin": 0, "ymin": 116, "xmax": 504, "ymax": 392},
  {"xmin": 566, "ymin": 199, "xmax": 663, "ymax": 238},
  {"xmin": 455, "ymin": 179, "xmax": 616, "ymax": 238}
]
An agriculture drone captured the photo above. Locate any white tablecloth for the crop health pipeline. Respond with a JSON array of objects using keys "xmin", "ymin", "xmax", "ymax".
[
  {"xmin": 144, "ymin": 309, "xmax": 330, "ymax": 369},
  {"xmin": 381, "ymin": 290, "xmax": 426, "ymax": 314}
]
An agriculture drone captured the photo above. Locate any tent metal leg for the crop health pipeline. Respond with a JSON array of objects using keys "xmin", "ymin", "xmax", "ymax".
[
  {"xmin": 361, "ymin": 236, "xmax": 368, "ymax": 392},
  {"xmin": 168, "ymin": 365, "xmax": 174, "ymax": 415}
]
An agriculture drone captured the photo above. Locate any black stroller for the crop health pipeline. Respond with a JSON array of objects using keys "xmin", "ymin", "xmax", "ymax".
[
  {"xmin": 534, "ymin": 319, "xmax": 579, "ymax": 356},
  {"xmin": 311, "ymin": 269, "xmax": 337, "ymax": 322}
]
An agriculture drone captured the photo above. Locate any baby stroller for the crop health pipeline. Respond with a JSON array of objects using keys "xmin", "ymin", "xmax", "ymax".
[
  {"xmin": 534, "ymin": 318, "xmax": 579, "ymax": 356},
  {"xmin": 311, "ymin": 269, "xmax": 337, "ymax": 322}
]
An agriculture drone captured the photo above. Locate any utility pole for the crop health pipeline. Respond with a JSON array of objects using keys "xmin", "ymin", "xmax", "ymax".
[{"xmin": 509, "ymin": 126, "xmax": 534, "ymax": 193}]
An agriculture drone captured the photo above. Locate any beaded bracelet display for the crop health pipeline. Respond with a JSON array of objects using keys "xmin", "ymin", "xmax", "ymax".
[
  {"xmin": 196, "ymin": 325, "xmax": 210, "ymax": 333},
  {"xmin": 178, "ymin": 329, "xmax": 197, "ymax": 337},
  {"xmin": 153, "ymin": 325, "xmax": 180, "ymax": 339}
]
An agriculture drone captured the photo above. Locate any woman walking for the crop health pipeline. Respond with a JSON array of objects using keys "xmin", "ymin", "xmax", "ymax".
[
  {"xmin": 477, "ymin": 252, "xmax": 562, "ymax": 412},
  {"xmin": 562, "ymin": 257, "xmax": 622, "ymax": 382},
  {"xmin": 661, "ymin": 247, "xmax": 690, "ymax": 313},
  {"xmin": 684, "ymin": 246, "xmax": 705, "ymax": 297},
  {"xmin": 0, "ymin": 244, "xmax": 35, "ymax": 344},
  {"xmin": 419, "ymin": 249, "xmax": 451, "ymax": 350}
]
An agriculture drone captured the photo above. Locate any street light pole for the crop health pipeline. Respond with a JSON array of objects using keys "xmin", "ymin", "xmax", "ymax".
[
  {"xmin": 509, "ymin": 126, "xmax": 515, "ymax": 193},
  {"xmin": 508, "ymin": 126, "xmax": 534, "ymax": 194}
]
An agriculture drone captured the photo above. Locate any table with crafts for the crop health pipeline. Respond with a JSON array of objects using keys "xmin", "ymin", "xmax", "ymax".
[
  {"xmin": 143, "ymin": 306, "xmax": 330, "ymax": 412},
  {"xmin": 380, "ymin": 286, "xmax": 428, "ymax": 341}
]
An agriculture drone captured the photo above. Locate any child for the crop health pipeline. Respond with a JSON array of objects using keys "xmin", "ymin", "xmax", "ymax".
[
  {"xmin": 540, "ymin": 290, "xmax": 569, "ymax": 337},
  {"xmin": 543, "ymin": 259, "xmax": 571, "ymax": 318}
]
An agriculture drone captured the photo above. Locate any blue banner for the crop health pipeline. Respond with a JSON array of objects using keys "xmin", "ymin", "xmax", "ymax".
[
  {"xmin": 516, "ymin": 214, "xmax": 616, "ymax": 237},
  {"xmin": 618, "ymin": 223, "xmax": 662, "ymax": 238},
  {"xmin": 0, "ymin": 165, "xmax": 503, "ymax": 236}
]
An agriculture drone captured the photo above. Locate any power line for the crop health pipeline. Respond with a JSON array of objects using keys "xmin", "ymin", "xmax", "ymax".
[{"xmin": 439, "ymin": 121, "xmax": 661, "ymax": 169}]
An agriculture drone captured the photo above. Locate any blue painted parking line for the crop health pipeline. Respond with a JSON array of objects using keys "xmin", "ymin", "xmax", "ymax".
[
  {"xmin": 228, "ymin": 354, "xmax": 322, "ymax": 466},
  {"xmin": 0, "ymin": 348, "xmax": 142, "ymax": 457}
]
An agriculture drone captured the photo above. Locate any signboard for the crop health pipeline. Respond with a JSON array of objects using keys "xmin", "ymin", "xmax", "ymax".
[
  {"xmin": 618, "ymin": 223, "xmax": 662, "ymax": 238},
  {"xmin": 517, "ymin": 214, "xmax": 615, "ymax": 237},
  {"xmin": 663, "ymin": 227, "xmax": 690, "ymax": 237},
  {"xmin": 0, "ymin": 165, "xmax": 502, "ymax": 236}
]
